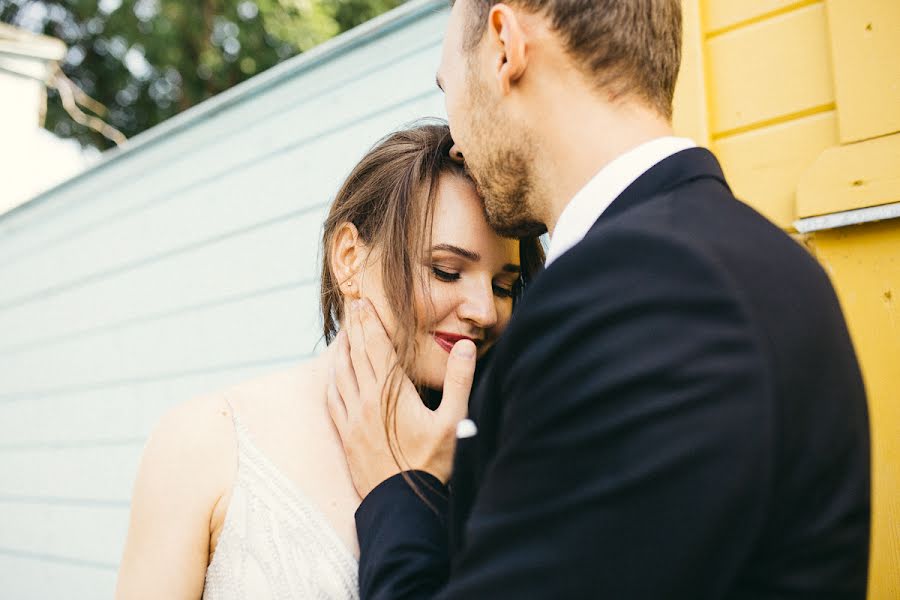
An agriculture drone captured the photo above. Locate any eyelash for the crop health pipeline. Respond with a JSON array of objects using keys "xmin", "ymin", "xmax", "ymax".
[
  {"xmin": 431, "ymin": 266, "xmax": 460, "ymax": 282},
  {"xmin": 431, "ymin": 267, "xmax": 516, "ymax": 299}
]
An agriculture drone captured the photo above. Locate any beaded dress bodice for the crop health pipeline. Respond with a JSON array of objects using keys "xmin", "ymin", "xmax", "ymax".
[{"xmin": 202, "ymin": 411, "xmax": 359, "ymax": 600}]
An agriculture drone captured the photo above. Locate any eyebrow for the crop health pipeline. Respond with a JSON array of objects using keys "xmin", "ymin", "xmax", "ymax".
[
  {"xmin": 435, "ymin": 74, "xmax": 444, "ymax": 92},
  {"xmin": 431, "ymin": 244, "xmax": 521, "ymax": 273}
]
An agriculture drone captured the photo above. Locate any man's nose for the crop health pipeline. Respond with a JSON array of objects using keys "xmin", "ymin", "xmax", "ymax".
[{"xmin": 449, "ymin": 143, "xmax": 464, "ymax": 164}]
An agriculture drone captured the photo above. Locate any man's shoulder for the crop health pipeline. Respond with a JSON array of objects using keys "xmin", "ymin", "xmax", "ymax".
[
  {"xmin": 531, "ymin": 209, "xmax": 734, "ymax": 306},
  {"xmin": 540, "ymin": 179, "xmax": 825, "ymax": 306}
]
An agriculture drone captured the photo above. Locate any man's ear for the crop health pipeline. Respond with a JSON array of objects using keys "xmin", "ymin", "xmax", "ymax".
[
  {"xmin": 488, "ymin": 4, "xmax": 528, "ymax": 95},
  {"xmin": 331, "ymin": 222, "xmax": 366, "ymax": 299}
]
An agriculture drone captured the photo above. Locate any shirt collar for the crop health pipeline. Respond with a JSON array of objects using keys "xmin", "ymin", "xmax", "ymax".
[{"xmin": 545, "ymin": 136, "xmax": 696, "ymax": 266}]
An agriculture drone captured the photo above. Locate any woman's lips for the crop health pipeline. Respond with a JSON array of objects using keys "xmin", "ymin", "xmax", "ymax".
[{"xmin": 433, "ymin": 332, "xmax": 478, "ymax": 354}]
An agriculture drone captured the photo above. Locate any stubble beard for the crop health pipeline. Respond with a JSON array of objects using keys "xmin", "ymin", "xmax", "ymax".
[{"xmin": 463, "ymin": 73, "xmax": 548, "ymax": 239}]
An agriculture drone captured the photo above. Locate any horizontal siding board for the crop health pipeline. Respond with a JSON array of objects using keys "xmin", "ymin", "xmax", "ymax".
[
  {"xmin": 825, "ymin": 0, "xmax": 900, "ymax": 143},
  {"xmin": 705, "ymin": 3, "xmax": 834, "ymax": 135},
  {"xmin": 0, "ymin": 208, "xmax": 326, "ymax": 352},
  {"xmin": 797, "ymin": 132, "xmax": 900, "ymax": 218},
  {"xmin": 0, "ymin": 285, "xmax": 320, "ymax": 396},
  {"xmin": 703, "ymin": 0, "xmax": 814, "ymax": 33},
  {"xmin": 0, "ymin": 551, "xmax": 117, "ymax": 599},
  {"xmin": 712, "ymin": 111, "xmax": 838, "ymax": 228},
  {"xmin": 0, "ymin": 363, "xmax": 297, "ymax": 445},
  {"xmin": 0, "ymin": 445, "xmax": 143, "ymax": 501},
  {"xmin": 0, "ymin": 503, "xmax": 129, "ymax": 565}
]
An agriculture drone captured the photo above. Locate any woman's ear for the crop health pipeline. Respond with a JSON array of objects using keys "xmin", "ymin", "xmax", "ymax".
[{"xmin": 331, "ymin": 222, "xmax": 366, "ymax": 300}]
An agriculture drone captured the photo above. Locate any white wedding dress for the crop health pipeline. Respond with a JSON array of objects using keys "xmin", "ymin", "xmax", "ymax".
[{"xmin": 202, "ymin": 408, "xmax": 359, "ymax": 599}]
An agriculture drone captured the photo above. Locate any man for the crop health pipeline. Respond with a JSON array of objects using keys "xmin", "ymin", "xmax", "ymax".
[{"xmin": 327, "ymin": 1, "xmax": 871, "ymax": 597}]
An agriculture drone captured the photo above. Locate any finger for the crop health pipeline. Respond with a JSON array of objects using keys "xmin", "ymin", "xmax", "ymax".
[
  {"xmin": 334, "ymin": 329, "xmax": 359, "ymax": 409},
  {"xmin": 438, "ymin": 339, "xmax": 476, "ymax": 424},
  {"xmin": 326, "ymin": 366, "xmax": 349, "ymax": 437},
  {"xmin": 347, "ymin": 302, "xmax": 376, "ymax": 389},
  {"xmin": 358, "ymin": 298, "xmax": 399, "ymax": 381}
]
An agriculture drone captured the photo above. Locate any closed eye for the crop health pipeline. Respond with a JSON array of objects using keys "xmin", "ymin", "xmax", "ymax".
[
  {"xmin": 493, "ymin": 284, "xmax": 515, "ymax": 299},
  {"xmin": 432, "ymin": 266, "xmax": 460, "ymax": 282}
]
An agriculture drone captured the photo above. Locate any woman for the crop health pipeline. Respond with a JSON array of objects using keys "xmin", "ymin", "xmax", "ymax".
[{"xmin": 114, "ymin": 122, "xmax": 544, "ymax": 599}]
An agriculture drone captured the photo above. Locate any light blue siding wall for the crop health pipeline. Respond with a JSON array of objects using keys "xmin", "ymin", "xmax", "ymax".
[{"xmin": 0, "ymin": 1, "xmax": 448, "ymax": 596}]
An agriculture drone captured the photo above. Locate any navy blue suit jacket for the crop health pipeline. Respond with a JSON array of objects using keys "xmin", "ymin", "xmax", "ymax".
[{"xmin": 355, "ymin": 148, "xmax": 871, "ymax": 599}]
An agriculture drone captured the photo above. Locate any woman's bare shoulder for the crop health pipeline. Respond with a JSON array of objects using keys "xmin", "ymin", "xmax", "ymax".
[
  {"xmin": 146, "ymin": 358, "xmax": 324, "ymax": 478},
  {"xmin": 140, "ymin": 391, "xmax": 237, "ymax": 504},
  {"xmin": 223, "ymin": 359, "xmax": 330, "ymax": 436}
]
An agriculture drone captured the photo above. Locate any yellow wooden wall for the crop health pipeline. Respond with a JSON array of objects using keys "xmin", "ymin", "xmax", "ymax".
[{"xmin": 671, "ymin": 1, "xmax": 900, "ymax": 598}]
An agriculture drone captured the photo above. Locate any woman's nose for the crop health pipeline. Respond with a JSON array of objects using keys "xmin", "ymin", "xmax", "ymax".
[{"xmin": 458, "ymin": 280, "xmax": 498, "ymax": 329}]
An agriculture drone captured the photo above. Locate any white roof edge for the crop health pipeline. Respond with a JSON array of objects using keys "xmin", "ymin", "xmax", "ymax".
[
  {"xmin": 794, "ymin": 201, "xmax": 900, "ymax": 233},
  {"xmin": 3, "ymin": 0, "xmax": 446, "ymax": 221},
  {"xmin": 0, "ymin": 40, "xmax": 66, "ymax": 62},
  {"xmin": 0, "ymin": 23, "xmax": 66, "ymax": 61}
]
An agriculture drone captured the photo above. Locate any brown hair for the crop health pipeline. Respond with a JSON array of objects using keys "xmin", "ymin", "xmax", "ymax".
[
  {"xmin": 320, "ymin": 120, "xmax": 543, "ymax": 465},
  {"xmin": 461, "ymin": 0, "xmax": 682, "ymax": 119}
]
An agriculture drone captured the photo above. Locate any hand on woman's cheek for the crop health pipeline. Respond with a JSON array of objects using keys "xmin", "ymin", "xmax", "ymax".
[{"xmin": 326, "ymin": 299, "xmax": 476, "ymax": 498}]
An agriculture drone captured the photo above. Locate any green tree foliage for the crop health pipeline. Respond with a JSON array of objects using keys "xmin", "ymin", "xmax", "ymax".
[{"xmin": 0, "ymin": 0, "xmax": 404, "ymax": 149}]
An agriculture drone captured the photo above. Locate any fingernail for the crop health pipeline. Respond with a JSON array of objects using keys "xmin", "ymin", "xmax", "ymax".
[{"xmin": 453, "ymin": 340, "xmax": 476, "ymax": 359}]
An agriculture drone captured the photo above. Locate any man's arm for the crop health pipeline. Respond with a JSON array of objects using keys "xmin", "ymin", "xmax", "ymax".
[
  {"xmin": 351, "ymin": 227, "xmax": 772, "ymax": 598},
  {"xmin": 355, "ymin": 472, "xmax": 451, "ymax": 600}
]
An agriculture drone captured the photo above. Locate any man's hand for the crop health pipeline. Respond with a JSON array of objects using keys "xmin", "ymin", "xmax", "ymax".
[{"xmin": 326, "ymin": 299, "xmax": 476, "ymax": 499}]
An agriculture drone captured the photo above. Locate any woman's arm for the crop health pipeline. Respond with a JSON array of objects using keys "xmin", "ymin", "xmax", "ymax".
[{"xmin": 115, "ymin": 395, "xmax": 235, "ymax": 600}]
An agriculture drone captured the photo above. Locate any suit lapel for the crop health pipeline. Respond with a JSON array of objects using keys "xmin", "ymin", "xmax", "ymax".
[{"xmin": 596, "ymin": 147, "xmax": 729, "ymax": 226}]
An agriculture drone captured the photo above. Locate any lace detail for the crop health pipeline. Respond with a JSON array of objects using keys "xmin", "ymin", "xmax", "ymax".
[{"xmin": 203, "ymin": 407, "xmax": 359, "ymax": 600}]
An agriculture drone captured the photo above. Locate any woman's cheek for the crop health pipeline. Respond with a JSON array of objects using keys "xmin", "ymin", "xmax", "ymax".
[
  {"xmin": 418, "ymin": 282, "xmax": 454, "ymax": 327},
  {"xmin": 496, "ymin": 302, "xmax": 513, "ymax": 333}
]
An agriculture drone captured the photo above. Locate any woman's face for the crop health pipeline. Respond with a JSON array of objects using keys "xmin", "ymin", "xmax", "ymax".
[{"xmin": 359, "ymin": 174, "xmax": 521, "ymax": 390}]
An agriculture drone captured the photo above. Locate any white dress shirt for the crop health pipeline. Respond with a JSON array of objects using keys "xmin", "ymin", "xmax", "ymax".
[{"xmin": 544, "ymin": 136, "xmax": 696, "ymax": 266}]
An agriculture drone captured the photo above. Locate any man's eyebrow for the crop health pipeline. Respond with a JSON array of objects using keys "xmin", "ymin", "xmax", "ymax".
[
  {"xmin": 435, "ymin": 74, "xmax": 444, "ymax": 92},
  {"xmin": 502, "ymin": 264, "xmax": 522, "ymax": 274}
]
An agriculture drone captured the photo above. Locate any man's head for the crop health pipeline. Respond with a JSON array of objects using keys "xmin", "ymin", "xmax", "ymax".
[{"xmin": 437, "ymin": 0, "xmax": 682, "ymax": 236}]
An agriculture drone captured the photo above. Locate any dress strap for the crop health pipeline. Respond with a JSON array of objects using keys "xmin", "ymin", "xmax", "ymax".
[
  {"xmin": 221, "ymin": 394, "xmax": 244, "ymax": 466},
  {"xmin": 222, "ymin": 394, "xmax": 237, "ymax": 423}
]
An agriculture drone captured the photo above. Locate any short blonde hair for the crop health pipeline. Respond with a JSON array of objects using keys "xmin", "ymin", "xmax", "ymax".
[{"xmin": 462, "ymin": 0, "xmax": 682, "ymax": 119}]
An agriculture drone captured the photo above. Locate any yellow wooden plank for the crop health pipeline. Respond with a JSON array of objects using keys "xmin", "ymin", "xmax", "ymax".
[
  {"xmin": 797, "ymin": 132, "xmax": 900, "ymax": 218},
  {"xmin": 807, "ymin": 222, "xmax": 900, "ymax": 600},
  {"xmin": 703, "ymin": 0, "xmax": 813, "ymax": 35},
  {"xmin": 712, "ymin": 111, "xmax": 838, "ymax": 228},
  {"xmin": 672, "ymin": 0, "xmax": 710, "ymax": 145},
  {"xmin": 825, "ymin": 0, "xmax": 900, "ymax": 143},
  {"xmin": 705, "ymin": 3, "xmax": 834, "ymax": 136}
]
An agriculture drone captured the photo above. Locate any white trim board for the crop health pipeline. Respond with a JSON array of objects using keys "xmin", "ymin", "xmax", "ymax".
[{"xmin": 794, "ymin": 202, "xmax": 900, "ymax": 233}]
